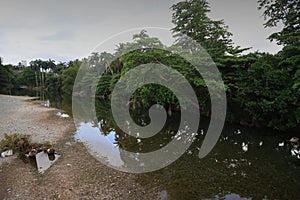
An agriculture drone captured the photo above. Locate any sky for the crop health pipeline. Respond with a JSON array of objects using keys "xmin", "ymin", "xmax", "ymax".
[{"xmin": 0, "ymin": 0, "xmax": 283, "ymax": 65}]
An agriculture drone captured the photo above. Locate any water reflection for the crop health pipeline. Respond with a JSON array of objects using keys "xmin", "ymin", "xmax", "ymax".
[
  {"xmin": 74, "ymin": 99, "xmax": 300, "ymax": 199},
  {"xmin": 75, "ymin": 122, "xmax": 124, "ymax": 168},
  {"xmin": 10, "ymin": 90, "xmax": 300, "ymax": 199},
  {"xmin": 75, "ymin": 117, "xmax": 196, "ymax": 173},
  {"xmin": 10, "ymin": 88, "xmax": 73, "ymax": 116}
]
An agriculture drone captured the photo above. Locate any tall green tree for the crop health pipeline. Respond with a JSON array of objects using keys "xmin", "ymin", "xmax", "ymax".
[
  {"xmin": 258, "ymin": 0, "xmax": 300, "ymax": 46},
  {"xmin": 171, "ymin": 0, "xmax": 233, "ymax": 60},
  {"xmin": 0, "ymin": 62, "xmax": 14, "ymax": 93},
  {"xmin": 15, "ymin": 67, "xmax": 36, "ymax": 86},
  {"xmin": 29, "ymin": 60, "xmax": 40, "ymax": 89},
  {"xmin": 61, "ymin": 60, "xmax": 81, "ymax": 94}
]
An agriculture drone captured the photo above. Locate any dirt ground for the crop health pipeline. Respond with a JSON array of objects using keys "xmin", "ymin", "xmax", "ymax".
[{"xmin": 0, "ymin": 95, "xmax": 163, "ymax": 199}]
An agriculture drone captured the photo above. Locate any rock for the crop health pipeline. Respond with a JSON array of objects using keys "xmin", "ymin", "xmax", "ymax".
[
  {"xmin": 110, "ymin": 183, "xmax": 115, "ymax": 187},
  {"xmin": 290, "ymin": 137, "xmax": 299, "ymax": 143},
  {"xmin": 47, "ymin": 148, "xmax": 55, "ymax": 155},
  {"xmin": 291, "ymin": 148, "xmax": 300, "ymax": 160},
  {"xmin": 28, "ymin": 149, "xmax": 37, "ymax": 157},
  {"xmin": 1, "ymin": 149, "xmax": 13, "ymax": 158},
  {"xmin": 158, "ymin": 190, "xmax": 168, "ymax": 200},
  {"xmin": 242, "ymin": 142, "xmax": 248, "ymax": 152},
  {"xmin": 65, "ymin": 142, "xmax": 72, "ymax": 146},
  {"xmin": 57, "ymin": 112, "xmax": 69, "ymax": 118},
  {"xmin": 278, "ymin": 141, "xmax": 284, "ymax": 147}
]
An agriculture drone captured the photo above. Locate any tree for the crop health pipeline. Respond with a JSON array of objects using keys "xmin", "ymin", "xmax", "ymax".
[
  {"xmin": 61, "ymin": 60, "xmax": 81, "ymax": 94},
  {"xmin": 15, "ymin": 67, "xmax": 36, "ymax": 87},
  {"xmin": 53, "ymin": 62, "xmax": 67, "ymax": 75},
  {"xmin": 258, "ymin": 0, "xmax": 300, "ymax": 46},
  {"xmin": 171, "ymin": 0, "xmax": 233, "ymax": 60},
  {"xmin": 0, "ymin": 63, "xmax": 14, "ymax": 93},
  {"xmin": 257, "ymin": 0, "xmax": 300, "ymax": 129},
  {"xmin": 29, "ymin": 60, "xmax": 40, "ymax": 89}
]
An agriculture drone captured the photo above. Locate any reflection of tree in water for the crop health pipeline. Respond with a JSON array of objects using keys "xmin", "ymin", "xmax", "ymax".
[
  {"xmin": 131, "ymin": 123, "xmax": 300, "ymax": 199},
  {"xmin": 92, "ymin": 98, "xmax": 300, "ymax": 199},
  {"xmin": 95, "ymin": 99, "xmax": 180, "ymax": 153}
]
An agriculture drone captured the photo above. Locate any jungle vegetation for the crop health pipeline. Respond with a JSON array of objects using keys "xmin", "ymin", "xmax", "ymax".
[{"xmin": 0, "ymin": 0, "xmax": 299, "ymax": 131}]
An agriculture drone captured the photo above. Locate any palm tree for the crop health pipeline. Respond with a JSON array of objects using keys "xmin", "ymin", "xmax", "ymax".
[
  {"xmin": 100, "ymin": 52, "xmax": 114, "ymax": 75},
  {"xmin": 29, "ymin": 60, "xmax": 40, "ymax": 89},
  {"xmin": 114, "ymin": 43, "xmax": 125, "ymax": 73}
]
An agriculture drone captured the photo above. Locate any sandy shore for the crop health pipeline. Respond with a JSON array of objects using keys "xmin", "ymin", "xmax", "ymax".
[{"xmin": 0, "ymin": 95, "xmax": 161, "ymax": 199}]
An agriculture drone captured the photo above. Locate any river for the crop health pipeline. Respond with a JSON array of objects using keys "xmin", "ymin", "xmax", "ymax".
[{"xmin": 9, "ymin": 88, "xmax": 300, "ymax": 199}]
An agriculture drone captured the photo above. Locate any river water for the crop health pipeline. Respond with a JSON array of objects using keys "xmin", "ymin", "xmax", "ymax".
[{"xmin": 10, "ymin": 89, "xmax": 300, "ymax": 199}]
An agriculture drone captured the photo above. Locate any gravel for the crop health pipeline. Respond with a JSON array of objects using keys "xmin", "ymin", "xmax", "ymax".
[
  {"xmin": 0, "ymin": 94, "xmax": 69, "ymax": 143},
  {"xmin": 0, "ymin": 95, "xmax": 163, "ymax": 199}
]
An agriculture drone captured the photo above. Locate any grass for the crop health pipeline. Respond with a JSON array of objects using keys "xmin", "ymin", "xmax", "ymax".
[{"xmin": 0, "ymin": 133, "xmax": 52, "ymax": 156}]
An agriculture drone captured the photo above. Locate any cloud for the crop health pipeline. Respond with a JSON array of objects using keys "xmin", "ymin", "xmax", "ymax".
[
  {"xmin": 0, "ymin": 0, "xmax": 178, "ymax": 64},
  {"xmin": 208, "ymin": 0, "xmax": 283, "ymax": 53},
  {"xmin": 0, "ymin": 0, "xmax": 283, "ymax": 65},
  {"xmin": 39, "ymin": 31, "xmax": 74, "ymax": 41}
]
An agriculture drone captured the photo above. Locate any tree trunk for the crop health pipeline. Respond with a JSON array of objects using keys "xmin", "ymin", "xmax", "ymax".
[
  {"xmin": 168, "ymin": 103, "xmax": 172, "ymax": 117},
  {"xmin": 39, "ymin": 71, "xmax": 42, "ymax": 88},
  {"xmin": 42, "ymin": 72, "xmax": 44, "ymax": 88},
  {"xmin": 35, "ymin": 71, "xmax": 39, "ymax": 88}
]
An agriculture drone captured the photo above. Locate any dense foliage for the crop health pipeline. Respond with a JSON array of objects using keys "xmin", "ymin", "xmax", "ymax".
[
  {"xmin": 0, "ymin": 58, "xmax": 14, "ymax": 93},
  {"xmin": 0, "ymin": 0, "xmax": 299, "ymax": 131}
]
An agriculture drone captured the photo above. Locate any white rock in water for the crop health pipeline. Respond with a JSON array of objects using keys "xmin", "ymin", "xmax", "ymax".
[
  {"xmin": 1, "ymin": 149, "xmax": 13, "ymax": 158},
  {"xmin": 291, "ymin": 148, "xmax": 300, "ymax": 157},
  {"xmin": 259, "ymin": 141, "xmax": 263, "ymax": 146},
  {"xmin": 200, "ymin": 129, "xmax": 204, "ymax": 135},
  {"xmin": 242, "ymin": 142, "xmax": 248, "ymax": 152},
  {"xmin": 278, "ymin": 142, "xmax": 284, "ymax": 147},
  {"xmin": 234, "ymin": 129, "xmax": 242, "ymax": 135}
]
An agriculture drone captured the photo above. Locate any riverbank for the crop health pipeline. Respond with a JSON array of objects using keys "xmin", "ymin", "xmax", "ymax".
[
  {"xmin": 0, "ymin": 95, "xmax": 161, "ymax": 199},
  {"xmin": 0, "ymin": 95, "xmax": 70, "ymax": 143}
]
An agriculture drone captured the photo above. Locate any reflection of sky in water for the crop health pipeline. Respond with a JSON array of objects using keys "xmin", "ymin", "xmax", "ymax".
[
  {"xmin": 215, "ymin": 193, "xmax": 252, "ymax": 200},
  {"xmin": 75, "ymin": 120, "xmax": 300, "ymax": 199},
  {"xmin": 107, "ymin": 130, "xmax": 117, "ymax": 144},
  {"xmin": 10, "ymin": 91, "xmax": 300, "ymax": 199},
  {"xmin": 76, "ymin": 122, "xmax": 124, "ymax": 167}
]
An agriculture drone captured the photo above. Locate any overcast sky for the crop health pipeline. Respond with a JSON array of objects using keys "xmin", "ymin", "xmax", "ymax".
[{"xmin": 0, "ymin": 0, "xmax": 283, "ymax": 65}]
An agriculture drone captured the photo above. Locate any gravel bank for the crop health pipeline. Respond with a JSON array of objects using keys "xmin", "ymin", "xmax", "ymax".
[
  {"xmin": 0, "ymin": 95, "xmax": 68, "ymax": 143},
  {"xmin": 0, "ymin": 95, "xmax": 162, "ymax": 199}
]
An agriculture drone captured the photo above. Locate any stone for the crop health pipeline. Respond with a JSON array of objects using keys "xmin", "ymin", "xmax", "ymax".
[
  {"xmin": 47, "ymin": 148, "xmax": 55, "ymax": 155},
  {"xmin": 1, "ymin": 149, "xmax": 13, "ymax": 158},
  {"xmin": 290, "ymin": 137, "xmax": 299, "ymax": 143}
]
